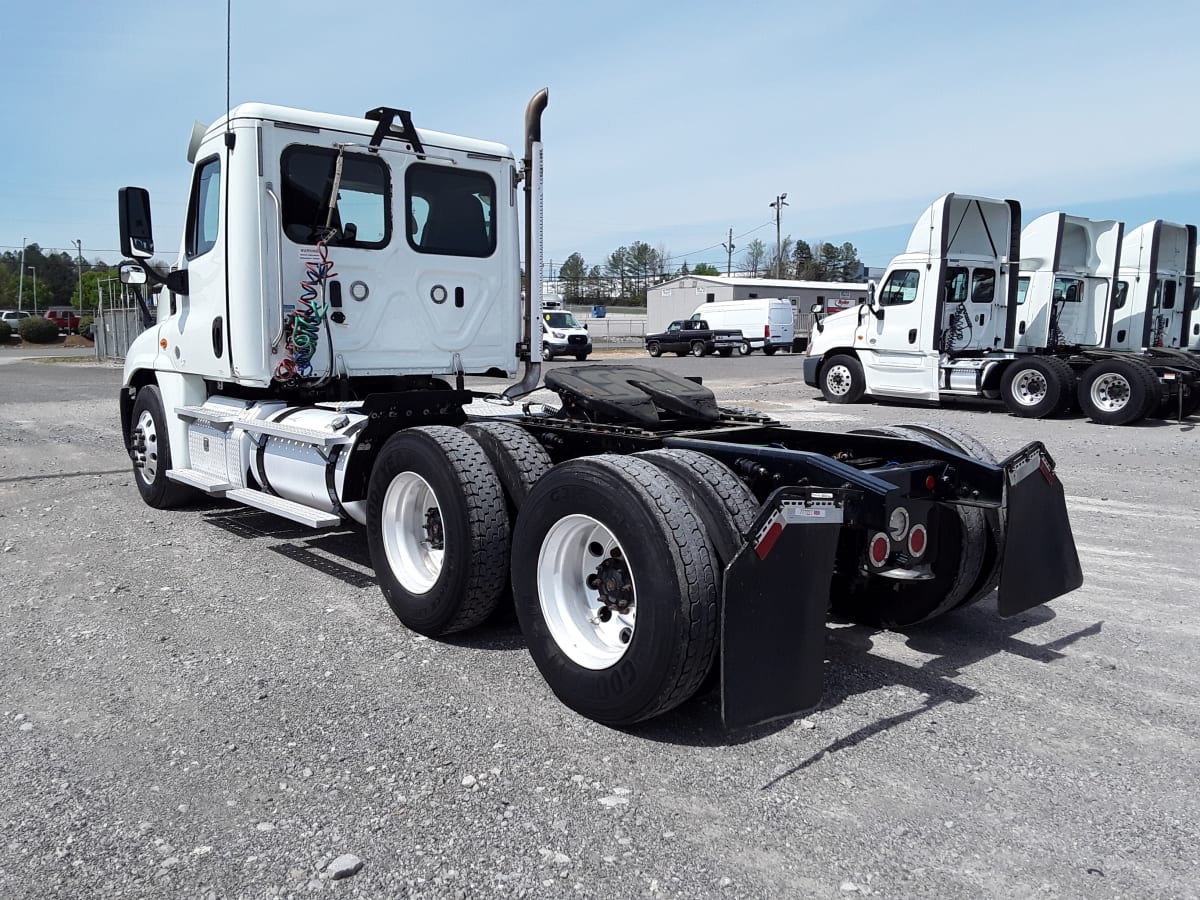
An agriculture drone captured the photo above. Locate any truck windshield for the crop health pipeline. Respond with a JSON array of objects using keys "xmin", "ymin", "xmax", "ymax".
[{"xmin": 544, "ymin": 312, "xmax": 581, "ymax": 328}]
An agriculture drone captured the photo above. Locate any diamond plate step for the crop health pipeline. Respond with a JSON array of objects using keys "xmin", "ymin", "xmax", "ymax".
[
  {"xmin": 176, "ymin": 406, "xmax": 358, "ymax": 447},
  {"xmin": 225, "ymin": 488, "xmax": 341, "ymax": 528},
  {"xmin": 167, "ymin": 468, "xmax": 234, "ymax": 493}
]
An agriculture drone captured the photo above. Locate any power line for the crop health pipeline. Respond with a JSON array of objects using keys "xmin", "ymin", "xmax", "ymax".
[{"xmin": 663, "ymin": 221, "xmax": 775, "ymax": 263}]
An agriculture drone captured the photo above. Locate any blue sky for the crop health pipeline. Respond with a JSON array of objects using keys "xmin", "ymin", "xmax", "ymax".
[{"xmin": 2, "ymin": 0, "xmax": 1198, "ymax": 272}]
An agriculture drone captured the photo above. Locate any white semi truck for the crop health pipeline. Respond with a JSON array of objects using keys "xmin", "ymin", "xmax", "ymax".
[
  {"xmin": 116, "ymin": 97, "xmax": 1083, "ymax": 730},
  {"xmin": 804, "ymin": 195, "xmax": 1200, "ymax": 425}
]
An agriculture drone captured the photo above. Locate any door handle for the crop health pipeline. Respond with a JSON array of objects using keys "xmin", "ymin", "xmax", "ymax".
[{"xmin": 908, "ymin": 328, "xmax": 917, "ymax": 344}]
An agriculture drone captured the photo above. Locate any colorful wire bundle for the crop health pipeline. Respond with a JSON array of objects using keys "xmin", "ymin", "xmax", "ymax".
[{"xmin": 275, "ymin": 241, "xmax": 337, "ymax": 383}]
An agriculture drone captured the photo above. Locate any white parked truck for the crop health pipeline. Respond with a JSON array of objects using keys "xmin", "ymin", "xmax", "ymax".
[
  {"xmin": 117, "ymin": 99, "xmax": 1083, "ymax": 730},
  {"xmin": 689, "ymin": 297, "xmax": 794, "ymax": 356},
  {"xmin": 1107, "ymin": 220, "xmax": 1196, "ymax": 353},
  {"xmin": 804, "ymin": 195, "xmax": 1200, "ymax": 425}
]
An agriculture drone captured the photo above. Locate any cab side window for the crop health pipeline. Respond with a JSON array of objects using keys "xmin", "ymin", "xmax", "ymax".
[
  {"xmin": 1113, "ymin": 281, "xmax": 1129, "ymax": 310},
  {"xmin": 186, "ymin": 156, "xmax": 221, "ymax": 259},
  {"xmin": 878, "ymin": 269, "xmax": 919, "ymax": 306}
]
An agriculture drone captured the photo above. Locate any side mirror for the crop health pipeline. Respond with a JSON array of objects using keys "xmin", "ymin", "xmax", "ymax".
[
  {"xmin": 119, "ymin": 263, "xmax": 147, "ymax": 285},
  {"xmin": 810, "ymin": 302, "xmax": 823, "ymax": 315},
  {"xmin": 867, "ymin": 279, "xmax": 877, "ymax": 306},
  {"xmin": 583, "ymin": 323, "xmax": 588, "ymax": 330},
  {"xmin": 118, "ymin": 187, "xmax": 155, "ymax": 259}
]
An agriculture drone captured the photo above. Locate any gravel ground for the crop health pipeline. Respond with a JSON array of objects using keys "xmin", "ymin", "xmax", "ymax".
[{"xmin": 1, "ymin": 355, "xmax": 1197, "ymax": 900}]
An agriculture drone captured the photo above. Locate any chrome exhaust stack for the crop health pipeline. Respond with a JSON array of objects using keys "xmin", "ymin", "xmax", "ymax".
[{"xmin": 503, "ymin": 88, "xmax": 549, "ymax": 400}]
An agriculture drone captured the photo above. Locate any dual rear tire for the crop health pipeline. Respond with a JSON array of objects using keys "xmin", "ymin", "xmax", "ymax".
[
  {"xmin": 1076, "ymin": 358, "xmax": 1160, "ymax": 425},
  {"xmin": 1000, "ymin": 357, "xmax": 1075, "ymax": 418}
]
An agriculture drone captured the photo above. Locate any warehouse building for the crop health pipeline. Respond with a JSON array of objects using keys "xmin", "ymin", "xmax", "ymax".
[{"xmin": 646, "ymin": 275, "xmax": 869, "ymax": 334}]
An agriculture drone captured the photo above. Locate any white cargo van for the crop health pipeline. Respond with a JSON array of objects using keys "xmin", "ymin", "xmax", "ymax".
[{"xmin": 691, "ymin": 298, "xmax": 794, "ymax": 355}]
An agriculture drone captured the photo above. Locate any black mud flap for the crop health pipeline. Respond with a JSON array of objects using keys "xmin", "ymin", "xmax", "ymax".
[
  {"xmin": 996, "ymin": 443, "xmax": 1083, "ymax": 616},
  {"xmin": 721, "ymin": 488, "xmax": 847, "ymax": 731}
]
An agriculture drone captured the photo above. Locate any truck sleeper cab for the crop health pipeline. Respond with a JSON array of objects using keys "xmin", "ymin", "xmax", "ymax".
[{"xmin": 117, "ymin": 99, "xmax": 1083, "ymax": 733}]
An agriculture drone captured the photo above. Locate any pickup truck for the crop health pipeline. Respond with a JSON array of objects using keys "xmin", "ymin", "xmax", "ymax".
[{"xmin": 645, "ymin": 319, "xmax": 742, "ymax": 358}]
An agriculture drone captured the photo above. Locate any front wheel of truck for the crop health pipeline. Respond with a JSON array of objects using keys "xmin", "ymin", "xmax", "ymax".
[
  {"xmin": 820, "ymin": 354, "xmax": 866, "ymax": 404},
  {"xmin": 129, "ymin": 384, "xmax": 192, "ymax": 509}
]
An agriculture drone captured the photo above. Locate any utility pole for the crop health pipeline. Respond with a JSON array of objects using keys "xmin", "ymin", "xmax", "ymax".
[
  {"xmin": 721, "ymin": 227, "xmax": 736, "ymax": 276},
  {"xmin": 17, "ymin": 238, "xmax": 25, "ymax": 310},
  {"xmin": 769, "ymin": 193, "xmax": 788, "ymax": 279},
  {"xmin": 73, "ymin": 239, "xmax": 85, "ymax": 310},
  {"xmin": 28, "ymin": 267, "xmax": 38, "ymax": 314}
]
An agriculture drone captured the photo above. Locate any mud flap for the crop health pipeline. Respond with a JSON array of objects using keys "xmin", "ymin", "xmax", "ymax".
[
  {"xmin": 721, "ymin": 488, "xmax": 847, "ymax": 730},
  {"xmin": 996, "ymin": 443, "xmax": 1083, "ymax": 616}
]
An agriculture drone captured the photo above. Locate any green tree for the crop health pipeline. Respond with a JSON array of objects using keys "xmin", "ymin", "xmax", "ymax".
[
  {"xmin": 677, "ymin": 262, "xmax": 690, "ymax": 276},
  {"xmin": 837, "ymin": 242, "xmax": 862, "ymax": 281},
  {"xmin": 792, "ymin": 240, "xmax": 817, "ymax": 280},
  {"xmin": 692, "ymin": 263, "xmax": 721, "ymax": 276},
  {"xmin": 72, "ymin": 268, "xmax": 119, "ymax": 311},
  {"xmin": 605, "ymin": 246, "xmax": 630, "ymax": 302},
  {"xmin": 558, "ymin": 253, "xmax": 588, "ymax": 302}
]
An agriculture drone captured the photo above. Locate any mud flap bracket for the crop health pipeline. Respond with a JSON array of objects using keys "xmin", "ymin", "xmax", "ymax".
[{"xmin": 720, "ymin": 487, "xmax": 849, "ymax": 730}]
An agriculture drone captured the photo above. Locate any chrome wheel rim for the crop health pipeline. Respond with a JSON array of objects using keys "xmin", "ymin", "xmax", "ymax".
[
  {"xmin": 1012, "ymin": 369, "xmax": 1048, "ymax": 407},
  {"xmin": 132, "ymin": 409, "xmax": 160, "ymax": 482},
  {"xmin": 825, "ymin": 364, "xmax": 853, "ymax": 397},
  {"xmin": 381, "ymin": 472, "xmax": 444, "ymax": 594},
  {"xmin": 537, "ymin": 514, "xmax": 636, "ymax": 670},
  {"xmin": 1090, "ymin": 373, "xmax": 1131, "ymax": 412}
]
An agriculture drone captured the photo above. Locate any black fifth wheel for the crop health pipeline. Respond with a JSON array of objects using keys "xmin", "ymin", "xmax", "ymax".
[{"xmin": 511, "ymin": 455, "xmax": 719, "ymax": 726}]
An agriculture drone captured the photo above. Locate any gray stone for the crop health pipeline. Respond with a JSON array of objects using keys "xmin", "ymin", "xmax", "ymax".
[{"xmin": 326, "ymin": 853, "xmax": 363, "ymax": 880}]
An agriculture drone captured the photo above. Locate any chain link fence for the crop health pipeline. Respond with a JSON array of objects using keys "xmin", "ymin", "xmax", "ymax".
[{"xmin": 94, "ymin": 305, "xmax": 150, "ymax": 360}]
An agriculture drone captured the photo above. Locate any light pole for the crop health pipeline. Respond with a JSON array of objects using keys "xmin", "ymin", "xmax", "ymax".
[
  {"xmin": 27, "ymin": 267, "xmax": 38, "ymax": 314},
  {"xmin": 73, "ymin": 239, "xmax": 85, "ymax": 310},
  {"xmin": 17, "ymin": 238, "xmax": 26, "ymax": 310},
  {"xmin": 722, "ymin": 227, "xmax": 736, "ymax": 276},
  {"xmin": 769, "ymin": 193, "xmax": 788, "ymax": 278}
]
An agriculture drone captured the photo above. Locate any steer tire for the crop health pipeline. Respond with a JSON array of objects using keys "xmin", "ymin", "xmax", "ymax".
[
  {"xmin": 1000, "ymin": 357, "xmax": 1075, "ymax": 418},
  {"xmin": 820, "ymin": 354, "xmax": 866, "ymax": 404},
  {"xmin": 129, "ymin": 385, "xmax": 193, "ymax": 509},
  {"xmin": 511, "ymin": 455, "xmax": 719, "ymax": 726},
  {"xmin": 1077, "ymin": 358, "xmax": 1159, "ymax": 425},
  {"xmin": 635, "ymin": 449, "xmax": 758, "ymax": 570},
  {"xmin": 366, "ymin": 426, "xmax": 509, "ymax": 636},
  {"xmin": 647, "ymin": 342, "xmax": 662, "ymax": 358}
]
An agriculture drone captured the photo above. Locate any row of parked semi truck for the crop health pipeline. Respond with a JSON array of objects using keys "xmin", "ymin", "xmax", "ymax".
[{"xmin": 803, "ymin": 195, "xmax": 1199, "ymax": 426}]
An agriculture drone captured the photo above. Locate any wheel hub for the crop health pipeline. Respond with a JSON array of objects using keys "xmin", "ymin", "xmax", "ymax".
[
  {"xmin": 827, "ymin": 365, "xmax": 852, "ymax": 396},
  {"xmin": 131, "ymin": 410, "xmax": 158, "ymax": 479},
  {"xmin": 423, "ymin": 507, "xmax": 444, "ymax": 550},
  {"xmin": 1013, "ymin": 370, "xmax": 1048, "ymax": 406},
  {"xmin": 537, "ymin": 514, "xmax": 637, "ymax": 669},
  {"xmin": 1091, "ymin": 373, "xmax": 1131, "ymax": 411}
]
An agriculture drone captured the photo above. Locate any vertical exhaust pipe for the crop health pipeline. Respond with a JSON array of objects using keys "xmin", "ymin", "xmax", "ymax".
[{"xmin": 503, "ymin": 88, "xmax": 549, "ymax": 400}]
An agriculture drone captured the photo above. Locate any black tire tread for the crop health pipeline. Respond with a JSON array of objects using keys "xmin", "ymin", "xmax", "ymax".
[
  {"xmin": 461, "ymin": 420, "xmax": 553, "ymax": 512},
  {"xmin": 371, "ymin": 426, "xmax": 509, "ymax": 635},
  {"xmin": 130, "ymin": 385, "xmax": 193, "ymax": 509},
  {"xmin": 635, "ymin": 448, "xmax": 758, "ymax": 567},
  {"xmin": 1077, "ymin": 358, "xmax": 1159, "ymax": 425}
]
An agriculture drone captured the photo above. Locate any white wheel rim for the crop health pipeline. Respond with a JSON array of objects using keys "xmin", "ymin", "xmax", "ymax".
[
  {"xmin": 133, "ymin": 409, "xmax": 160, "ymax": 481},
  {"xmin": 826, "ymin": 364, "xmax": 853, "ymax": 396},
  {"xmin": 1091, "ymin": 373, "xmax": 1131, "ymax": 412},
  {"xmin": 1012, "ymin": 369, "xmax": 1048, "ymax": 406},
  {"xmin": 537, "ymin": 514, "xmax": 636, "ymax": 670},
  {"xmin": 381, "ymin": 472, "xmax": 444, "ymax": 594}
]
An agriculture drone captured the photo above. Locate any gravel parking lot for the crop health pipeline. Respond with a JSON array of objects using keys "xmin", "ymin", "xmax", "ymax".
[{"xmin": 1, "ymin": 354, "xmax": 1197, "ymax": 899}]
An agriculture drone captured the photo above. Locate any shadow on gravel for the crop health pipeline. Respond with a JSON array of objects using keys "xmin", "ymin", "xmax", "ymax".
[
  {"xmin": 636, "ymin": 599, "xmax": 1102, "ymax": 755},
  {"xmin": 753, "ymin": 602, "xmax": 1103, "ymax": 787}
]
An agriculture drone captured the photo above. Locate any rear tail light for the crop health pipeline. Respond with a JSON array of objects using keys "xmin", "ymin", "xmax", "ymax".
[
  {"xmin": 868, "ymin": 533, "xmax": 889, "ymax": 567},
  {"xmin": 764, "ymin": 325, "xmax": 770, "ymax": 338},
  {"xmin": 908, "ymin": 524, "xmax": 927, "ymax": 558}
]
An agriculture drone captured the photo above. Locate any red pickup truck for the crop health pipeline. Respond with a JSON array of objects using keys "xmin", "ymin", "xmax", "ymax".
[{"xmin": 43, "ymin": 307, "xmax": 83, "ymax": 333}]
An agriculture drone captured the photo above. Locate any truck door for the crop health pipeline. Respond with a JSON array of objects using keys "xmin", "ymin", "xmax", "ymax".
[
  {"xmin": 161, "ymin": 152, "xmax": 230, "ymax": 379},
  {"xmin": 860, "ymin": 267, "xmax": 936, "ymax": 395}
]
